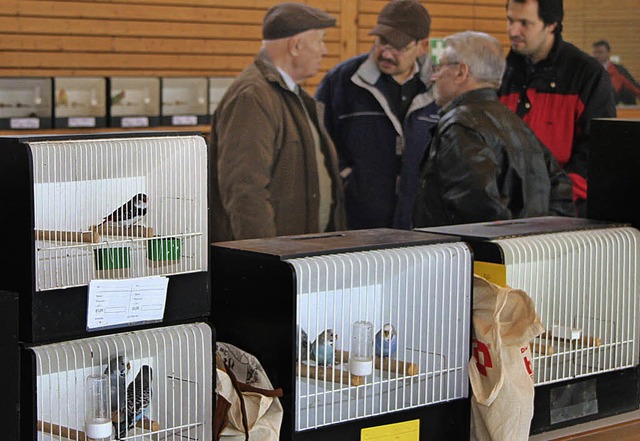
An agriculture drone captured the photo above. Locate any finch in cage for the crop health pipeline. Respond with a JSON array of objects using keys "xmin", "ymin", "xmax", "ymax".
[
  {"xmin": 105, "ymin": 355, "xmax": 130, "ymax": 414},
  {"xmin": 310, "ymin": 329, "xmax": 337, "ymax": 365},
  {"xmin": 102, "ymin": 193, "xmax": 148, "ymax": 227},
  {"xmin": 115, "ymin": 365, "xmax": 153, "ymax": 439},
  {"xmin": 375, "ymin": 323, "xmax": 398, "ymax": 358}
]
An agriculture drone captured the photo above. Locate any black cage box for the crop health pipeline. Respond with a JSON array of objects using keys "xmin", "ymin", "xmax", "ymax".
[
  {"xmin": 417, "ymin": 216, "xmax": 640, "ymax": 434},
  {"xmin": 212, "ymin": 228, "xmax": 474, "ymax": 440},
  {"xmin": 588, "ymin": 118, "xmax": 640, "ymax": 230},
  {"xmin": 0, "ymin": 132, "xmax": 210, "ymax": 343}
]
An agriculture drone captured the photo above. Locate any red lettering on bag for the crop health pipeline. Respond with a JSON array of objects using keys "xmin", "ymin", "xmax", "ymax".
[
  {"xmin": 472, "ymin": 339, "xmax": 492, "ymax": 377},
  {"xmin": 522, "ymin": 346, "xmax": 533, "ymax": 375}
]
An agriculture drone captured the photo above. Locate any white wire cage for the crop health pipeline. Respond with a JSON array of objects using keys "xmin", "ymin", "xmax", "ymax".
[
  {"xmin": 495, "ymin": 227, "xmax": 640, "ymax": 385},
  {"xmin": 31, "ymin": 322, "xmax": 213, "ymax": 441},
  {"xmin": 290, "ymin": 242, "xmax": 472, "ymax": 432},
  {"xmin": 28, "ymin": 134, "xmax": 208, "ymax": 292}
]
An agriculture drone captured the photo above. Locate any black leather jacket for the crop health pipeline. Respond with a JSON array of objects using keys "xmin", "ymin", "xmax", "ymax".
[{"xmin": 413, "ymin": 88, "xmax": 575, "ymax": 227}]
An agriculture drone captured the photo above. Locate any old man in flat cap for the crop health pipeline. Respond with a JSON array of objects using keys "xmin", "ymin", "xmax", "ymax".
[{"xmin": 210, "ymin": 2, "xmax": 345, "ymax": 242}]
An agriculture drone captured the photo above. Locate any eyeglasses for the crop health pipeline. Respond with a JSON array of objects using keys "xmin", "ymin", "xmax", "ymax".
[
  {"xmin": 431, "ymin": 62, "xmax": 460, "ymax": 74},
  {"xmin": 374, "ymin": 38, "xmax": 418, "ymax": 55}
]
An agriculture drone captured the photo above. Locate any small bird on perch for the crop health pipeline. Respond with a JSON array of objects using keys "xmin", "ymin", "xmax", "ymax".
[
  {"xmin": 104, "ymin": 355, "xmax": 130, "ymax": 414},
  {"xmin": 115, "ymin": 365, "xmax": 153, "ymax": 439},
  {"xmin": 57, "ymin": 88, "xmax": 68, "ymax": 106},
  {"xmin": 310, "ymin": 329, "xmax": 337, "ymax": 365},
  {"xmin": 375, "ymin": 323, "xmax": 398, "ymax": 358},
  {"xmin": 102, "ymin": 193, "xmax": 148, "ymax": 228}
]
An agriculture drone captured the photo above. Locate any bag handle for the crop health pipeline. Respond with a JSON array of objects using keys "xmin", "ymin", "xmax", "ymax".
[
  {"xmin": 223, "ymin": 360, "xmax": 284, "ymax": 440},
  {"xmin": 224, "ymin": 361, "xmax": 250, "ymax": 441}
]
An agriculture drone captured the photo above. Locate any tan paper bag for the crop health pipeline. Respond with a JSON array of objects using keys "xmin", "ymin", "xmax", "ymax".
[
  {"xmin": 216, "ymin": 342, "xmax": 284, "ymax": 441},
  {"xmin": 470, "ymin": 275, "xmax": 544, "ymax": 441}
]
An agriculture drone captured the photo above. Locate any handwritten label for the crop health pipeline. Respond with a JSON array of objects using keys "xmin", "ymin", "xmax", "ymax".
[{"xmin": 87, "ymin": 276, "xmax": 168, "ymax": 330}]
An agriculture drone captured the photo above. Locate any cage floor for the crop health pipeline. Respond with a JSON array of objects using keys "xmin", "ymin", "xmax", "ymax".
[{"xmin": 529, "ymin": 409, "xmax": 640, "ymax": 441}]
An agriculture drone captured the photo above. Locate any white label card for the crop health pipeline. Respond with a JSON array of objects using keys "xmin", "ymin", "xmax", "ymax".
[
  {"xmin": 87, "ymin": 276, "xmax": 168, "ymax": 330},
  {"xmin": 121, "ymin": 116, "xmax": 149, "ymax": 127},
  {"xmin": 172, "ymin": 115, "xmax": 197, "ymax": 125},
  {"xmin": 68, "ymin": 117, "xmax": 96, "ymax": 128},
  {"xmin": 10, "ymin": 118, "xmax": 40, "ymax": 129}
]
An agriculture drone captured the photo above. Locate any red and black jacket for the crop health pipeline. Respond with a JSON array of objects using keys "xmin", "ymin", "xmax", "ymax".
[{"xmin": 498, "ymin": 36, "xmax": 616, "ymax": 203}]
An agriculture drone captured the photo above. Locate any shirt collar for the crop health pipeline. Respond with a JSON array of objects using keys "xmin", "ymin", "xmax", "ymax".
[{"xmin": 276, "ymin": 67, "xmax": 298, "ymax": 92}]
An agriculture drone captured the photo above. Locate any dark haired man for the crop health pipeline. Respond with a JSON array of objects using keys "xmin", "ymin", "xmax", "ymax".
[
  {"xmin": 592, "ymin": 39, "xmax": 640, "ymax": 105},
  {"xmin": 498, "ymin": 0, "xmax": 616, "ymax": 217},
  {"xmin": 316, "ymin": 0, "xmax": 438, "ymax": 230}
]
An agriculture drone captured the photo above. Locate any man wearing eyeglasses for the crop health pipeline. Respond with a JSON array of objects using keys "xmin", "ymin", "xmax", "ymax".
[
  {"xmin": 413, "ymin": 31, "xmax": 575, "ymax": 228},
  {"xmin": 316, "ymin": 0, "xmax": 438, "ymax": 230}
]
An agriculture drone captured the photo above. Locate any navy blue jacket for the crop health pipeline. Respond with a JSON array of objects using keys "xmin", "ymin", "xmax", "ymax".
[{"xmin": 316, "ymin": 53, "xmax": 438, "ymax": 229}]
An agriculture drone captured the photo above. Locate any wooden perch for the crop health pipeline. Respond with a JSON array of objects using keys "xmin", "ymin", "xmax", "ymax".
[
  {"xmin": 37, "ymin": 229, "xmax": 100, "ymax": 244},
  {"xmin": 136, "ymin": 417, "xmax": 161, "ymax": 432},
  {"xmin": 296, "ymin": 362, "xmax": 364, "ymax": 386},
  {"xmin": 91, "ymin": 224, "xmax": 153, "ymax": 238},
  {"xmin": 38, "ymin": 420, "xmax": 86, "ymax": 441},
  {"xmin": 530, "ymin": 341, "xmax": 555, "ymax": 355},
  {"xmin": 375, "ymin": 355, "xmax": 419, "ymax": 376},
  {"xmin": 337, "ymin": 350, "xmax": 419, "ymax": 376},
  {"xmin": 580, "ymin": 335, "xmax": 602, "ymax": 347},
  {"xmin": 542, "ymin": 331, "xmax": 602, "ymax": 348}
]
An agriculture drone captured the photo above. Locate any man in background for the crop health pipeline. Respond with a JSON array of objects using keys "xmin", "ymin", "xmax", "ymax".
[
  {"xmin": 413, "ymin": 31, "xmax": 575, "ymax": 227},
  {"xmin": 592, "ymin": 40, "xmax": 640, "ymax": 105},
  {"xmin": 210, "ymin": 2, "xmax": 345, "ymax": 242},
  {"xmin": 316, "ymin": 0, "xmax": 438, "ymax": 230},
  {"xmin": 498, "ymin": 0, "xmax": 615, "ymax": 217}
]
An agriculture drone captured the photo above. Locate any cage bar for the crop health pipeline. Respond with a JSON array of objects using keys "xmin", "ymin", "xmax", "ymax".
[{"xmin": 30, "ymin": 322, "xmax": 213, "ymax": 441}]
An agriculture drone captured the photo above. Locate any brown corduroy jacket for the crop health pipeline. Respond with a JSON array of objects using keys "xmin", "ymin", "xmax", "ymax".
[{"xmin": 210, "ymin": 50, "xmax": 346, "ymax": 242}]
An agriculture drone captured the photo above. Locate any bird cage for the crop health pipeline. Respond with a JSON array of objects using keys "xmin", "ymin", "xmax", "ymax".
[
  {"xmin": 417, "ymin": 216, "xmax": 640, "ymax": 432},
  {"xmin": 161, "ymin": 77, "xmax": 209, "ymax": 126},
  {"xmin": 0, "ymin": 77, "xmax": 53, "ymax": 129},
  {"xmin": 208, "ymin": 77, "xmax": 234, "ymax": 115},
  {"xmin": 109, "ymin": 77, "xmax": 161, "ymax": 128},
  {"xmin": 26, "ymin": 322, "xmax": 213, "ymax": 441},
  {"xmin": 212, "ymin": 229, "xmax": 473, "ymax": 440},
  {"xmin": 0, "ymin": 132, "xmax": 209, "ymax": 342},
  {"xmin": 54, "ymin": 77, "xmax": 108, "ymax": 128}
]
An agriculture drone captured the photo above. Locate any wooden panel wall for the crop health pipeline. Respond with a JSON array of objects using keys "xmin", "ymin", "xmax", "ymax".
[
  {"xmin": 0, "ymin": 0, "xmax": 507, "ymax": 91},
  {"xmin": 1, "ymin": 0, "xmax": 637, "ymax": 90},
  {"xmin": 563, "ymin": 0, "xmax": 640, "ymax": 82}
]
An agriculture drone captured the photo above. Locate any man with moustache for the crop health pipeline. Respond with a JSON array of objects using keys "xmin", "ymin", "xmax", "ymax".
[
  {"xmin": 413, "ymin": 31, "xmax": 575, "ymax": 228},
  {"xmin": 498, "ymin": 0, "xmax": 615, "ymax": 217},
  {"xmin": 316, "ymin": 0, "xmax": 438, "ymax": 230}
]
